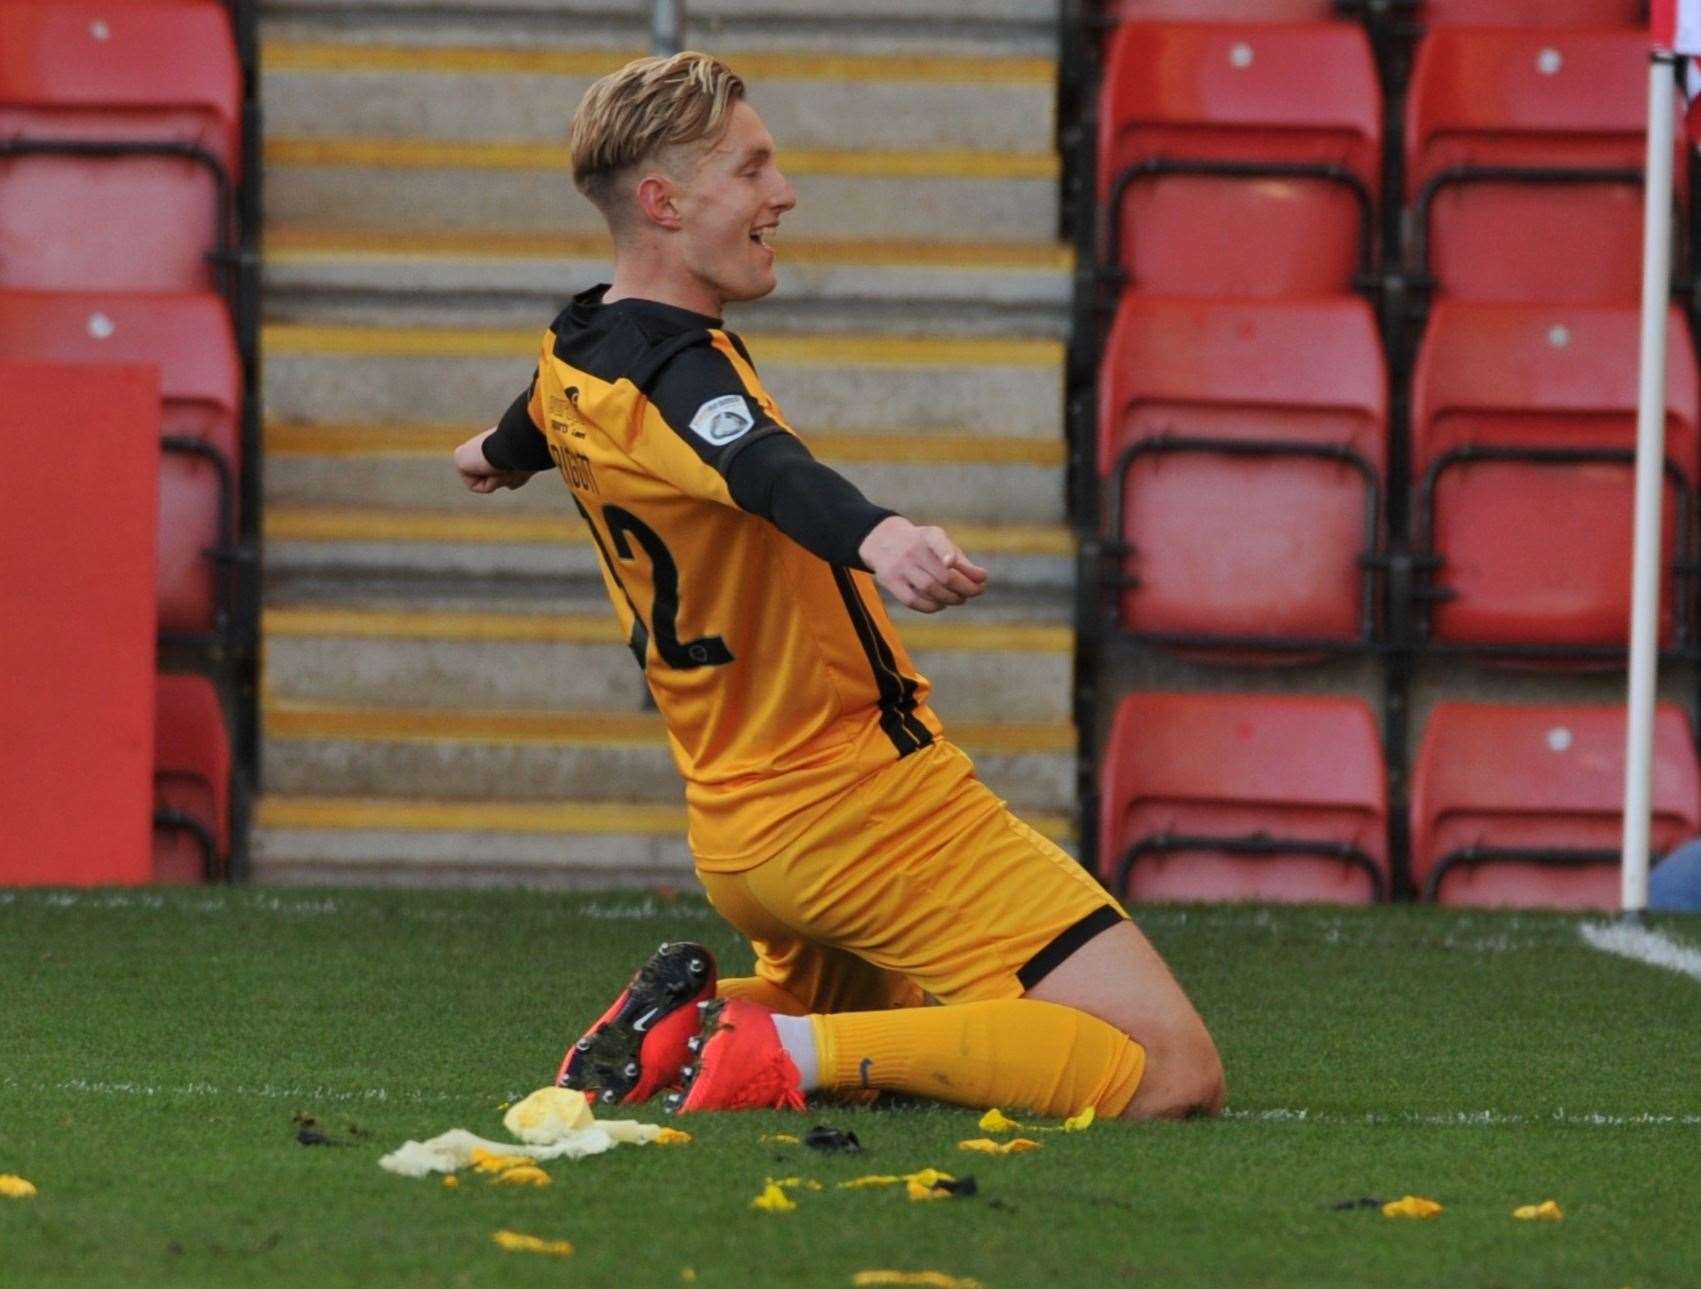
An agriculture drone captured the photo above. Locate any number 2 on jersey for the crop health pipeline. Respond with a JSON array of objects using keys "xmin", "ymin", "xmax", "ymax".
[{"xmin": 592, "ymin": 503, "xmax": 734, "ymax": 670}]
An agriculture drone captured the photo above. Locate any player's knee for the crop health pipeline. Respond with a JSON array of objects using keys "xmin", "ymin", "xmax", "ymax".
[{"xmin": 1122, "ymin": 1022, "xmax": 1224, "ymax": 1121}]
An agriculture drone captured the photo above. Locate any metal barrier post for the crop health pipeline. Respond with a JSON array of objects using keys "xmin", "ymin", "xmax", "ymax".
[{"xmin": 651, "ymin": 0, "xmax": 685, "ymax": 55}]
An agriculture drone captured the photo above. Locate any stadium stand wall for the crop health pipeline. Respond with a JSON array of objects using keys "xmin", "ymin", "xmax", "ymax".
[{"xmin": 0, "ymin": 362, "xmax": 160, "ymax": 883}]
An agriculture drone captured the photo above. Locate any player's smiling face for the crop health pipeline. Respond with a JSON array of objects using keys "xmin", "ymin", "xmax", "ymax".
[{"xmin": 674, "ymin": 100, "xmax": 796, "ymax": 309}]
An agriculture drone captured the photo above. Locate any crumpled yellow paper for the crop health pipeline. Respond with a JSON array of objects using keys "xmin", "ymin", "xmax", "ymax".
[
  {"xmin": 839, "ymin": 1167, "xmax": 956, "ymax": 1192},
  {"xmin": 906, "ymin": 1179, "xmax": 952, "ymax": 1202},
  {"xmin": 1513, "ymin": 1200, "xmax": 1564, "ymax": 1222},
  {"xmin": 852, "ymin": 1273, "xmax": 984, "ymax": 1289},
  {"xmin": 492, "ymin": 1229, "xmax": 573, "ymax": 1257},
  {"xmin": 380, "ymin": 1087, "xmax": 666, "ymax": 1177},
  {"xmin": 1382, "ymin": 1195, "xmax": 1444, "ymax": 1219},
  {"xmin": 751, "ymin": 1182, "xmax": 797, "ymax": 1212},
  {"xmin": 470, "ymin": 1148, "xmax": 536, "ymax": 1174},
  {"xmin": 976, "ymin": 1106, "xmax": 1092, "ymax": 1134},
  {"xmin": 958, "ymin": 1138, "xmax": 1040, "ymax": 1155},
  {"xmin": 0, "ymin": 1175, "xmax": 37, "ymax": 1199},
  {"xmin": 760, "ymin": 1132, "xmax": 800, "ymax": 1144},
  {"xmin": 767, "ymin": 1176, "xmax": 823, "ymax": 1191},
  {"xmin": 491, "ymin": 1165, "xmax": 551, "ymax": 1187}
]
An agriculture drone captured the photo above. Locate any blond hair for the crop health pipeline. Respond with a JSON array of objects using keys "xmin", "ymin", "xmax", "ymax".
[{"xmin": 570, "ymin": 52, "xmax": 746, "ymax": 225}]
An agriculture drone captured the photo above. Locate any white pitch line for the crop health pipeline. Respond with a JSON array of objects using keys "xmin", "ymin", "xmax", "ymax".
[
  {"xmin": 1222, "ymin": 1107, "xmax": 1701, "ymax": 1129},
  {"xmin": 0, "ymin": 1073, "xmax": 528, "ymax": 1107},
  {"xmin": 1579, "ymin": 920, "xmax": 1701, "ymax": 984}
]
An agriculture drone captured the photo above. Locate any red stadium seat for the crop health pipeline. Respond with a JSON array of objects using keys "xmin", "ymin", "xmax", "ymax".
[
  {"xmin": 1406, "ymin": 27, "xmax": 1683, "ymax": 303},
  {"xmin": 1104, "ymin": 1, "xmax": 1339, "ymax": 19},
  {"xmin": 1099, "ymin": 692, "xmax": 1390, "ymax": 904},
  {"xmin": 1097, "ymin": 296, "xmax": 1387, "ymax": 653},
  {"xmin": 1416, "ymin": 0, "xmax": 1645, "ymax": 26},
  {"xmin": 1410, "ymin": 702, "xmax": 1701, "ymax": 908},
  {"xmin": 1410, "ymin": 300, "xmax": 1699, "ymax": 655},
  {"xmin": 0, "ymin": 1, "xmax": 241, "ymax": 292},
  {"xmin": 0, "ymin": 291, "xmax": 241, "ymax": 638},
  {"xmin": 153, "ymin": 673, "xmax": 230, "ymax": 883},
  {"xmin": 1097, "ymin": 22, "xmax": 1381, "ymax": 298}
]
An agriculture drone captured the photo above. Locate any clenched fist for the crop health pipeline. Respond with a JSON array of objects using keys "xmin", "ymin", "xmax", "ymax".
[{"xmin": 858, "ymin": 515, "xmax": 989, "ymax": 613}]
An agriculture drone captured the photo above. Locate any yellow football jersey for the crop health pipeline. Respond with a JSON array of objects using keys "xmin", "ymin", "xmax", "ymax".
[{"xmin": 512, "ymin": 289, "xmax": 942, "ymax": 870}]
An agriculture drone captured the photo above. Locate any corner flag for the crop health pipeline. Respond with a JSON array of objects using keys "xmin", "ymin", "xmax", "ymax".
[{"xmin": 1652, "ymin": 0, "xmax": 1701, "ymax": 54}]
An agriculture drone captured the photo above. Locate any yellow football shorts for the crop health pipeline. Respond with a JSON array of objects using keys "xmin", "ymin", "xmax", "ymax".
[{"xmin": 696, "ymin": 739, "xmax": 1128, "ymax": 1013}]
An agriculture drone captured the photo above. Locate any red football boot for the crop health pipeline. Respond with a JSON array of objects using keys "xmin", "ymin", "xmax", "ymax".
[
  {"xmin": 556, "ymin": 941, "xmax": 717, "ymax": 1106},
  {"xmin": 665, "ymin": 998, "xmax": 807, "ymax": 1114}
]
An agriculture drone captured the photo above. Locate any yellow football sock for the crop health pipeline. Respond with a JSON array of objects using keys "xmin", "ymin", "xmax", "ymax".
[
  {"xmin": 809, "ymin": 998, "xmax": 1145, "ymax": 1119},
  {"xmin": 715, "ymin": 975, "xmax": 811, "ymax": 1015}
]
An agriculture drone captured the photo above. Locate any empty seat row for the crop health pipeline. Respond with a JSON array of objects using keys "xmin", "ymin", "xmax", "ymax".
[
  {"xmin": 154, "ymin": 673, "xmax": 232, "ymax": 882},
  {"xmin": 1097, "ymin": 24, "xmax": 1677, "ymax": 304},
  {"xmin": 0, "ymin": 1, "xmax": 242, "ymax": 295},
  {"xmin": 0, "ymin": 291, "xmax": 243, "ymax": 640},
  {"xmin": 1097, "ymin": 295, "xmax": 1698, "ymax": 659},
  {"xmin": 1098, "ymin": 691, "xmax": 1700, "ymax": 908},
  {"xmin": 1101, "ymin": 2, "xmax": 1645, "ymax": 24}
]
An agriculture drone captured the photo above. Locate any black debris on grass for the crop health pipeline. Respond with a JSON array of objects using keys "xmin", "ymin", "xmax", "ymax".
[
  {"xmin": 804, "ymin": 1124, "xmax": 862, "ymax": 1153},
  {"xmin": 934, "ymin": 1175, "xmax": 977, "ymax": 1198},
  {"xmin": 1329, "ymin": 1197, "xmax": 1386, "ymax": 1211}
]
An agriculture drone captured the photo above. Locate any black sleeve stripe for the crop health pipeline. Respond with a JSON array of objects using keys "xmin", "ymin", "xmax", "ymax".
[
  {"xmin": 482, "ymin": 374, "xmax": 554, "ymax": 473},
  {"xmin": 831, "ymin": 565, "xmax": 934, "ymax": 758},
  {"xmin": 642, "ymin": 334, "xmax": 782, "ymax": 476}
]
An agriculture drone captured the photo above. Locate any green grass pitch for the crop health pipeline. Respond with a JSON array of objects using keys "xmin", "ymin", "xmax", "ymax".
[{"xmin": 2, "ymin": 888, "xmax": 1699, "ymax": 1287}]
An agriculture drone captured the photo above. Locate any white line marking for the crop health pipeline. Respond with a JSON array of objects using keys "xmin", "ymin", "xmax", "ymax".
[
  {"xmin": 1222, "ymin": 1107, "xmax": 1701, "ymax": 1128},
  {"xmin": 1579, "ymin": 921, "xmax": 1701, "ymax": 984},
  {"xmin": 0, "ymin": 1074, "xmax": 531, "ymax": 1107}
]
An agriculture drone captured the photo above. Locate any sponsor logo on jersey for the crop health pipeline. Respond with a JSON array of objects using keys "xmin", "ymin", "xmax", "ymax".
[{"xmin": 689, "ymin": 394, "xmax": 755, "ymax": 446}]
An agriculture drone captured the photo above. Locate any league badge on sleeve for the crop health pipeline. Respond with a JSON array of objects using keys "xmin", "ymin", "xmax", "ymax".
[{"xmin": 689, "ymin": 394, "xmax": 756, "ymax": 446}]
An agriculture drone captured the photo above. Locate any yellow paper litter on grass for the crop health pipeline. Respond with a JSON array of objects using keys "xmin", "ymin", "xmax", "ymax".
[
  {"xmin": 0, "ymin": 1175, "xmax": 37, "ymax": 1199},
  {"xmin": 852, "ymin": 1273, "xmax": 985, "ymax": 1289},
  {"xmin": 768, "ymin": 1176, "xmax": 824, "ymax": 1191},
  {"xmin": 1513, "ymin": 1200, "xmax": 1564, "ymax": 1222},
  {"xmin": 958, "ymin": 1137, "xmax": 1041, "ymax": 1155},
  {"xmin": 655, "ymin": 1128, "xmax": 692, "ymax": 1146},
  {"xmin": 380, "ymin": 1086, "xmax": 666, "ymax": 1177},
  {"xmin": 1062, "ymin": 1106, "xmax": 1095, "ymax": 1132},
  {"xmin": 1382, "ymin": 1195, "xmax": 1444, "ymax": 1219},
  {"xmin": 761, "ymin": 1132, "xmax": 801, "ymax": 1144},
  {"xmin": 977, "ymin": 1108, "xmax": 1021, "ymax": 1133},
  {"xmin": 906, "ymin": 1179, "xmax": 952, "ymax": 1202},
  {"xmin": 839, "ymin": 1167, "xmax": 955, "ymax": 1192},
  {"xmin": 470, "ymin": 1148, "xmax": 537, "ymax": 1174},
  {"xmin": 491, "ymin": 1165, "xmax": 552, "ymax": 1187},
  {"xmin": 492, "ymin": 1229, "xmax": 574, "ymax": 1257},
  {"xmin": 751, "ymin": 1182, "xmax": 798, "ymax": 1213}
]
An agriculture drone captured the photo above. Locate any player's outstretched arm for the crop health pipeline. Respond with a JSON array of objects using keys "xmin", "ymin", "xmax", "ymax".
[
  {"xmin": 858, "ymin": 515, "xmax": 989, "ymax": 614},
  {"xmin": 453, "ymin": 426, "xmax": 538, "ymax": 494}
]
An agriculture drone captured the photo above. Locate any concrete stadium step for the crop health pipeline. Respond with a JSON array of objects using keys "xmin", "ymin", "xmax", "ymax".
[
  {"xmin": 251, "ymin": 790, "xmax": 1076, "ymax": 890},
  {"xmin": 261, "ymin": 321, "xmax": 1065, "ymax": 434},
  {"xmin": 262, "ymin": 229, "xmax": 1073, "ymax": 327},
  {"xmin": 260, "ymin": 0, "xmax": 1058, "ymax": 57},
  {"xmin": 262, "ymin": 43, "xmax": 1057, "ymax": 154},
  {"xmin": 260, "ymin": 604, "xmax": 1074, "ymax": 722},
  {"xmin": 263, "ymin": 135, "xmax": 1059, "ymax": 242},
  {"xmin": 261, "ymin": 701, "xmax": 1077, "ymax": 814},
  {"xmin": 264, "ymin": 421, "xmax": 1066, "ymax": 525},
  {"xmin": 260, "ymin": 505, "xmax": 1075, "ymax": 599}
]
